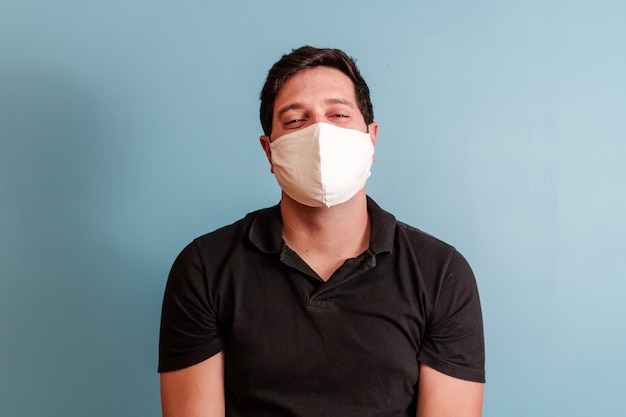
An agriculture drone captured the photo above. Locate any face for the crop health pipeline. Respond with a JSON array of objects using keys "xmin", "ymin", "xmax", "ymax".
[{"xmin": 260, "ymin": 66, "xmax": 377, "ymax": 169}]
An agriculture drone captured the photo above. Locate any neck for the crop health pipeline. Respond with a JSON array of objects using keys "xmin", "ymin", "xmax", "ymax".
[{"xmin": 279, "ymin": 191, "xmax": 371, "ymax": 280}]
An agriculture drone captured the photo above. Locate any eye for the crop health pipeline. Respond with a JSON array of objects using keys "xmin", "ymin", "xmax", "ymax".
[
  {"xmin": 330, "ymin": 113, "xmax": 350, "ymax": 122},
  {"xmin": 283, "ymin": 118, "xmax": 307, "ymax": 129}
]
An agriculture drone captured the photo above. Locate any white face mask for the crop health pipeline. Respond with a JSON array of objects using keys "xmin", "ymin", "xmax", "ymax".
[{"xmin": 269, "ymin": 122, "xmax": 374, "ymax": 208}]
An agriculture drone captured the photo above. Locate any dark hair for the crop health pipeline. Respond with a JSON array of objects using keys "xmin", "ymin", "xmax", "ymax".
[{"xmin": 259, "ymin": 46, "xmax": 374, "ymax": 136}]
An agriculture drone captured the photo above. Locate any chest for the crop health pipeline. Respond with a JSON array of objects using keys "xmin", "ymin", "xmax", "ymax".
[{"xmin": 219, "ymin": 256, "xmax": 426, "ymax": 412}]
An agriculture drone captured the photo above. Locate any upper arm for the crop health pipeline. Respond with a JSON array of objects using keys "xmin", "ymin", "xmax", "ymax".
[
  {"xmin": 159, "ymin": 241, "xmax": 225, "ymax": 373},
  {"xmin": 160, "ymin": 351, "xmax": 225, "ymax": 417},
  {"xmin": 416, "ymin": 363, "xmax": 484, "ymax": 417},
  {"xmin": 418, "ymin": 249, "xmax": 485, "ymax": 382}
]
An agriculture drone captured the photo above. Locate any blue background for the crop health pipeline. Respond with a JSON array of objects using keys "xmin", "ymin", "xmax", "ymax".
[{"xmin": 1, "ymin": 1, "xmax": 625, "ymax": 416}]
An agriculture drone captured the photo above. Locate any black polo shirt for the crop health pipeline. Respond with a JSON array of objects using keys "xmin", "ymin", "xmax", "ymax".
[{"xmin": 159, "ymin": 197, "xmax": 485, "ymax": 416}]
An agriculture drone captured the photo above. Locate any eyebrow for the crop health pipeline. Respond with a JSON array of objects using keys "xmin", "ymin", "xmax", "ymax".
[
  {"xmin": 276, "ymin": 98, "xmax": 356, "ymax": 118},
  {"xmin": 276, "ymin": 103, "xmax": 305, "ymax": 119}
]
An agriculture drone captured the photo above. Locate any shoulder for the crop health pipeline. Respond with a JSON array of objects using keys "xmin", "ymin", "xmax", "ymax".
[
  {"xmin": 396, "ymin": 220, "xmax": 453, "ymax": 250},
  {"xmin": 396, "ymin": 220, "xmax": 474, "ymax": 280},
  {"xmin": 368, "ymin": 201, "xmax": 476, "ymax": 298},
  {"xmin": 189, "ymin": 204, "xmax": 279, "ymax": 253},
  {"xmin": 368, "ymin": 196, "xmax": 468, "ymax": 261},
  {"xmin": 190, "ymin": 214, "xmax": 251, "ymax": 252},
  {"xmin": 394, "ymin": 219, "xmax": 466, "ymax": 263},
  {"xmin": 368, "ymin": 196, "xmax": 456, "ymax": 257},
  {"xmin": 171, "ymin": 205, "xmax": 280, "ymax": 275}
]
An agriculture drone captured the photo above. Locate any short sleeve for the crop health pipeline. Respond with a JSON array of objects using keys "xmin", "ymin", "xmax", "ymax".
[
  {"xmin": 158, "ymin": 241, "xmax": 225, "ymax": 372},
  {"xmin": 417, "ymin": 250, "xmax": 485, "ymax": 383}
]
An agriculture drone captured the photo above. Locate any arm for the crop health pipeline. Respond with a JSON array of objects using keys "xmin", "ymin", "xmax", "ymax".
[
  {"xmin": 160, "ymin": 352, "xmax": 225, "ymax": 417},
  {"xmin": 416, "ymin": 363, "xmax": 484, "ymax": 417}
]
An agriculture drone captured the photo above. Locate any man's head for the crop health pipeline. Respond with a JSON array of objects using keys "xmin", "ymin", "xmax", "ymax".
[{"xmin": 259, "ymin": 46, "xmax": 374, "ymax": 137}]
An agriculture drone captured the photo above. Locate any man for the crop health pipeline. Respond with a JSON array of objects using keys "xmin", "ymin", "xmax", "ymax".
[{"xmin": 159, "ymin": 46, "xmax": 485, "ymax": 417}]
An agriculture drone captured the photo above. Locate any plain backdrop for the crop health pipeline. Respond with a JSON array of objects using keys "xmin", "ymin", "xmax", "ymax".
[{"xmin": 1, "ymin": 1, "xmax": 625, "ymax": 416}]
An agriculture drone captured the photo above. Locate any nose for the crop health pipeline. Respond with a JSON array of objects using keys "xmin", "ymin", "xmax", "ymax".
[{"xmin": 308, "ymin": 112, "xmax": 324, "ymax": 126}]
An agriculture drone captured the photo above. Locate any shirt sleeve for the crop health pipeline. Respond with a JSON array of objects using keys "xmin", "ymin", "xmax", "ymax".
[
  {"xmin": 417, "ymin": 249, "xmax": 486, "ymax": 383},
  {"xmin": 158, "ymin": 241, "xmax": 225, "ymax": 373}
]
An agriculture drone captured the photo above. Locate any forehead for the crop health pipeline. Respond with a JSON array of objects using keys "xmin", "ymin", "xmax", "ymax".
[{"xmin": 274, "ymin": 67, "xmax": 356, "ymax": 108}]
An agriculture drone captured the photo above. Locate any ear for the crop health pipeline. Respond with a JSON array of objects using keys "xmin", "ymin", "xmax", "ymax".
[
  {"xmin": 368, "ymin": 122, "xmax": 378, "ymax": 162},
  {"xmin": 259, "ymin": 135, "xmax": 274, "ymax": 173}
]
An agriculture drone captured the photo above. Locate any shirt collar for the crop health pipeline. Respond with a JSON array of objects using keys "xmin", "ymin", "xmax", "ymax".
[{"xmin": 248, "ymin": 197, "xmax": 396, "ymax": 256}]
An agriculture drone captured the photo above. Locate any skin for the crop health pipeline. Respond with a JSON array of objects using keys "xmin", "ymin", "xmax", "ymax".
[
  {"xmin": 417, "ymin": 364, "xmax": 484, "ymax": 417},
  {"xmin": 160, "ymin": 66, "xmax": 484, "ymax": 417},
  {"xmin": 160, "ymin": 351, "xmax": 224, "ymax": 417}
]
